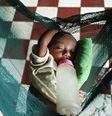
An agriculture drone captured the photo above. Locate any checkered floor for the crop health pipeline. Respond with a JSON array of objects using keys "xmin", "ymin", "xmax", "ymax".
[
  {"xmin": 1, "ymin": 0, "xmax": 112, "ymax": 85},
  {"xmin": 0, "ymin": 0, "xmax": 112, "ymax": 115}
]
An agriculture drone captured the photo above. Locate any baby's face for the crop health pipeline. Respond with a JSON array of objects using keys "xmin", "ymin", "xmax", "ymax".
[{"xmin": 49, "ymin": 34, "xmax": 77, "ymax": 64}]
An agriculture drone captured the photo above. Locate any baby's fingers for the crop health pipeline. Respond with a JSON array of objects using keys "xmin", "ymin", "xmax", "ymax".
[{"xmin": 79, "ymin": 90, "xmax": 84, "ymax": 102}]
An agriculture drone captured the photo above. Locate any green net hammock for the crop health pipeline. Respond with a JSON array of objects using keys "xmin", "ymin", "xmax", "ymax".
[{"xmin": 0, "ymin": 0, "xmax": 112, "ymax": 116}]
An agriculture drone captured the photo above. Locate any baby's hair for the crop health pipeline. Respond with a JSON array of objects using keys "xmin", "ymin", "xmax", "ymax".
[
  {"xmin": 48, "ymin": 31, "xmax": 77, "ymax": 48},
  {"xmin": 52, "ymin": 31, "xmax": 74, "ymax": 39}
]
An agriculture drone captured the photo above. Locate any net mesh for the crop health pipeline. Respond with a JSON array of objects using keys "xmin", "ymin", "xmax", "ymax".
[{"xmin": 0, "ymin": 0, "xmax": 112, "ymax": 115}]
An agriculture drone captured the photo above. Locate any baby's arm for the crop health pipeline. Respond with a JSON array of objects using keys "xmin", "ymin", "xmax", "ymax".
[{"xmin": 36, "ymin": 29, "xmax": 58, "ymax": 57}]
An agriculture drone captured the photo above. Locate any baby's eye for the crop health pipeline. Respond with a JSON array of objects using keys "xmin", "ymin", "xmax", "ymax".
[{"xmin": 56, "ymin": 47, "xmax": 63, "ymax": 50}]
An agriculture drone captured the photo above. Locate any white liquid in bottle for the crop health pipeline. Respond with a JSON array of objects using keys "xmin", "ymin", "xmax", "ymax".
[{"xmin": 56, "ymin": 59, "xmax": 81, "ymax": 116}]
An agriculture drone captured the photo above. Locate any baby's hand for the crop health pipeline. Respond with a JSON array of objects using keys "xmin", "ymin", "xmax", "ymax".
[{"xmin": 79, "ymin": 90, "xmax": 84, "ymax": 102}]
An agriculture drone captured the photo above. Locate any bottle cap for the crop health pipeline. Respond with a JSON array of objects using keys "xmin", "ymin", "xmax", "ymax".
[{"xmin": 58, "ymin": 59, "xmax": 74, "ymax": 67}]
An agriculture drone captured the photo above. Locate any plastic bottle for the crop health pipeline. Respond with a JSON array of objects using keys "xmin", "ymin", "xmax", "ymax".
[{"xmin": 56, "ymin": 59, "xmax": 81, "ymax": 116}]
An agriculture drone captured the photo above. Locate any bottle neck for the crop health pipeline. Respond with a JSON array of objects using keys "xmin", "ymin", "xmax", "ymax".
[{"xmin": 58, "ymin": 59, "xmax": 74, "ymax": 67}]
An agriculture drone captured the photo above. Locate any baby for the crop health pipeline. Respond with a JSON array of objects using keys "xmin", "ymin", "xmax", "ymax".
[
  {"xmin": 37, "ymin": 30, "xmax": 77, "ymax": 64},
  {"xmin": 29, "ymin": 29, "xmax": 83, "ymax": 111}
]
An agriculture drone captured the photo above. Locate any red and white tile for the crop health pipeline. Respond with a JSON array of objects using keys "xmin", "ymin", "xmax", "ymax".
[{"xmin": 1, "ymin": 0, "xmax": 112, "ymax": 93}]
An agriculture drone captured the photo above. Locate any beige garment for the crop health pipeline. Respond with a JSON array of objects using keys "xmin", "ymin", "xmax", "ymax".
[{"xmin": 30, "ymin": 45, "xmax": 57, "ymax": 104}]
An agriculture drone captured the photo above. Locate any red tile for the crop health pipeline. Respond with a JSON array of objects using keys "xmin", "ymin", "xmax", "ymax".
[
  {"xmin": 57, "ymin": 8, "xmax": 80, "ymax": 18},
  {"xmin": 0, "ymin": 0, "xmax": 16, "ymax": 6},
  {"xmin": 105, "ymin": 8, "xmax": 112, "ymax": 10},
  {"xmin": 5, "ymin": 22, "xmax": 12, "ymax": 27},
  {"xmin": 0, "ymin": 22, "xmax": 12, "ymax": 38},
  {"xmin": 21, "ymin": 61, "xmax": 31, "ymax": 85},
  {"xmin": 81, "ymin": 0, "xmax": 104, "ymax": 7},
  {"xmin": 38, "ymin": 0, "xmax": 59, "ymax": 6},
  {"xmin": 0, "ymin": 0, "xmax": 9, "ymax": 6},
  {"xmin": 31, "ymin": 22, "xmax": 47, "ymax": 40},
  {"xmin": 13, "ymin": 7, "xmax": 36, "ymax": 21},
  {"xmin": 80, "ymin": 24, "xmax": 104, "ymax": 41},
  {"xmin": 109, "ymin": 57, "xmax": 112, "ymax": 66},
  {"xmin": 3, "ymin": 39, "xmax": 29, "ymax": 59}
]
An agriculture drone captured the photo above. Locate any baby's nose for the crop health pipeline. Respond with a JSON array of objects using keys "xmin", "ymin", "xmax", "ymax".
[{"xmin": 64, "ymin": 51, "xmax": 71, "ymax": 59}]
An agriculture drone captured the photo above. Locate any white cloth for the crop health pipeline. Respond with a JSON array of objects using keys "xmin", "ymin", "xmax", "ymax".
[{"xmin": 30, "ymin": 45, "xmax": 57, "ymax": 103}]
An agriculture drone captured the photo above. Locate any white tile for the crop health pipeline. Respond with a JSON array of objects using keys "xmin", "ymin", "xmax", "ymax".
[
  {"xmin": 16, "ymin": 85, "xmax": 28, "ymax": 114},
  {"xmin": 0, "ymin": 111, "xmax": 3, "ymax": 116},
  {"xmin": 0, "ymin": 7, "xmax": 16, "ymax": 21},
  {"xmin": 1, "ymin": 59, "xmax": 25, "ymax": 83},
  {"xmin": 20, "ymin": 0, "xmax": 38, "ymax": 7},
  {"xmin": 58, "ymin": 0, "xmax": 81, "ymax": 7},
  {"xmin": 26, "ymin": 40, "xmax": 37, "ymax": 60},
  {"xmin": 81, "ymin": 7, "xmax": 105, "ymax": 14},
  {"xmin": 103, "ymin": 60, "xmax": 109, "ymax": 68},
  {"xmin": 0, "ymin": 38, "xmax": 6, "ymax": 58},
  {"xmin": 36, "ymin": 7, "xmax": 58, "ymax": 18},
  {"xmin": 80, "ymin": 8, "xmax": 106, "ymax": 25},
  {"xmin": 91, "ymin": 21, "xmax": 106, "ymax": 25},
  {"xmin": 111, "ymin": 80, "xmax": 112, "ymax": 95},
  {"xmin": 72, "ymin": 29, "xmax": 80, "ymax": 41},
  {"xmin": 104, "ymin": 0, "xmax": 112, "ymax": 7},
  {"xmin": 9, "ymin": 22, "xmax": 33, "ymax": 39},
  {"xmin": 22, "ymin": 84, "xmax": 30, "ymax": 90}
]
